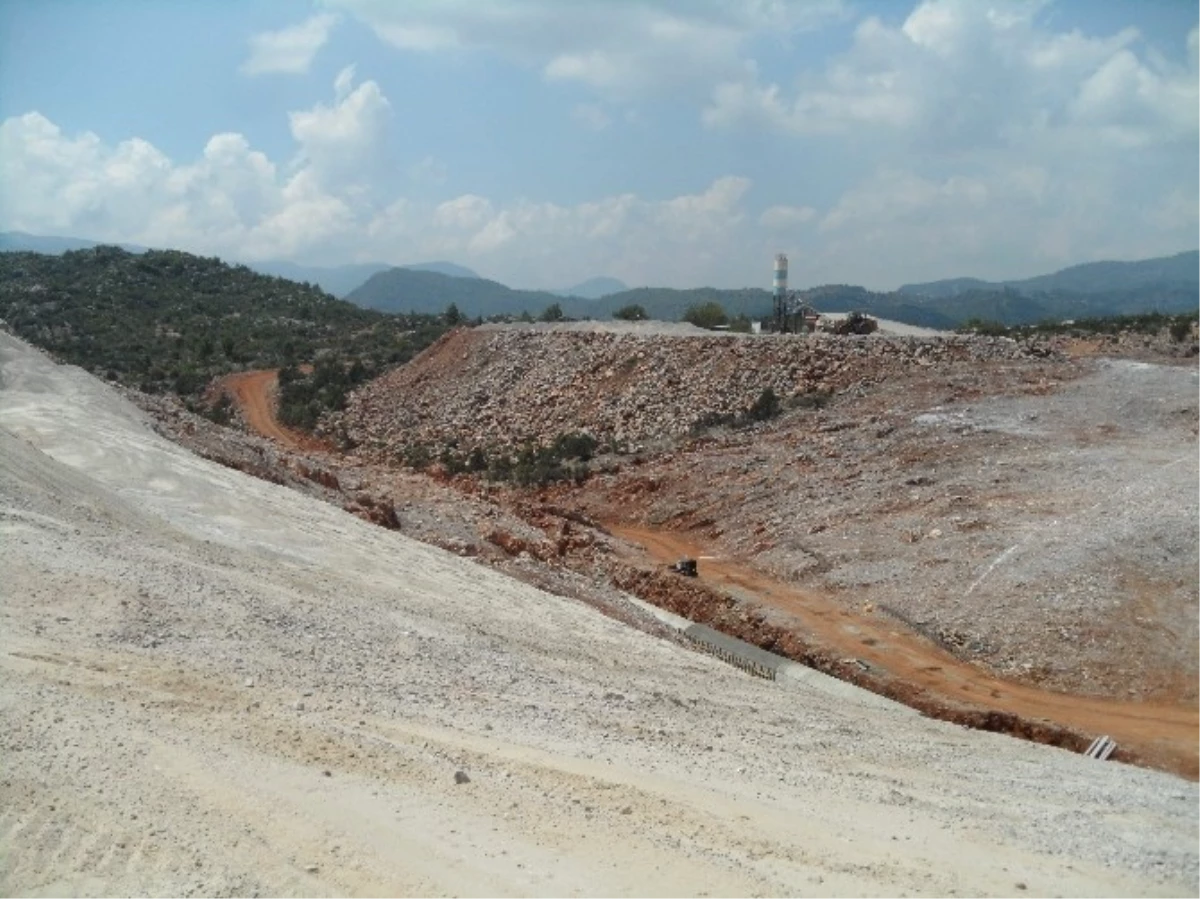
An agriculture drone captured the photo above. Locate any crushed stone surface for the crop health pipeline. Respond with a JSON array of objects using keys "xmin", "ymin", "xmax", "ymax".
[{"xmin": 2, "ymin": 332, "xmax": 1197, "ymax": 896}]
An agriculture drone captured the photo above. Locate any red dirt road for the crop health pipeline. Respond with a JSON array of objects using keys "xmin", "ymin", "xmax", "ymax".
[
  {"xmin": 612, "ymin": 524, "xmax": 1199, "ymax": 780},
  {"xmin": 219, "ymin": 370, "xmax": 328, "ymax": 453}
]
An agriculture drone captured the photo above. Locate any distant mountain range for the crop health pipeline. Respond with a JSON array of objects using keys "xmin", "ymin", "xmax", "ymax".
[
  {"xmin": 552, "ymin": 276, "xmax": 628, "ymax": 299},
  {"xmin": 0, "ymin": 231, "xmax": 480, "ymax": 297},
  {"xmin": 249, "ymin": 260, "xmax": 481, "ymax": 295},
  {"xmin": 247, "ymin": 260, "xmax": 393, "ymax": 297},
  {"xmin": 0, "ymin": 230, "xmax": 147, "ymax": 255},
  {"xmin": 2, "ymin": 230, "xmax": 1194, "ymax": 327},
  {"xmin": 0, "ymin": 230, "xmax": 632, "ymax": 300},
  {"xmin": 344, "ymin": 268, "xmax": 957, "ymax": 326},
  {"xmin": 349, "ymin": 251, "xmax": 1198, "ymax": 327},
  {"xmin": 900, "ymin": 251, "xmax": 1199, "ymax": 298}
]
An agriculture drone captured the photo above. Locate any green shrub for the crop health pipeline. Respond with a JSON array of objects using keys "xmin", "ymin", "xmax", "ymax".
[
  {"xmin": 959, "ymin": 319, "xmax": 1010, "ymax": 336},
  {"xmin": 746, "ymin": 387, "xmax": 781, "ymax": 422},
  {"xmin": 691, "ymin": 387, "xmax": 787, "ymax": 434},
  {"xmin": 683, "ymin": 301, "xmax": 728, "ymax": 330},
  {"xmin": 402, "ymin": 443, "xmax": 432, "ymax": 470},
  {"xmin": 551, "ymin": 432, "xmax": 597, "ymax": 461},
  {"xmin": 429, "ymin": 432, "xmax": 600, "ymax": 485},
  {"xmin": 467, "ymin": 446, "xmax": 488, "ymax": 472},
  {"xmin": 202, "ymin": 392, "xmax": 234, "ymax": 426},
  {"xmin": 789, "ymin": 389, "xmax": 833, "ymax": 410}
]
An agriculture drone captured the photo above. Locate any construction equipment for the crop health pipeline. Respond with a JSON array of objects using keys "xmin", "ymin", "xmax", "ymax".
[
  {"xmin": 668, "ymin": 557, "xmax": 698, "ymax": 577},
  {"xmin": 831, "ymin": 311, "xmax": 878, "ymax": 335}
]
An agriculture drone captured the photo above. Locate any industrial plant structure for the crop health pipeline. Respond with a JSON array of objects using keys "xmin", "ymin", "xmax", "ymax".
[{"xmin": 771, "ymin": 253, "xmax": 818, "ymax": 334}]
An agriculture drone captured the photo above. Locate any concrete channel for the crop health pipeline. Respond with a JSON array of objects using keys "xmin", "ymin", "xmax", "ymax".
[{"xmin": 623, "ymin": 594, "xmax": 913, "ymax": 714}]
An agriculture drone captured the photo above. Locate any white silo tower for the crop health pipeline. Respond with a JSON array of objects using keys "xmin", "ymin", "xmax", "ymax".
[{"xmin": 773, "ymin": 253, "xmax": 788, "ymax": 331}]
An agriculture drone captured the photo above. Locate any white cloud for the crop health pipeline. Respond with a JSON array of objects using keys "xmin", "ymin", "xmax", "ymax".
[
  {"xmin": 3, "ymin": 0, "xmax": 1196, "ymax": 297},
  {"xmin": 0, "ymin": 102, "xmax": 767, "ymax": 286},
  {"xmin": 803, "ymin": 156, "xmax": 1195, "ymax": 287},
  {"xmin": 401, "ymin": 178, "xmax": 755, "ymax": 285},
  {"xmin": 240, "ymin": 13, "xmax": 339, "ymax": 76},
  {"xmin": 1068, "ymin": 43, "xmax": 1200, "ymax": 146},
  {"xmin": 819, "ymin": 170, "xmax": 989, "ymax": 234},
  {"xmin": 288, "ymin": 67, "xmax": 391, "ymax": 193},
  {"xmin": 704, "ymin": 0, "xmax": 1199, "ymax": 151},
  {"xmin": 691, "ymin": 1, "xmax": 1196, "ymax": 287},
  {"xmin": 330, "ymin": 0, "xmax": 846, "ymax": 99},
  {"xmin": 4, "ymin": 91, "xmax": 1194, "ymax": 289},
  {"xmin": 1145, "ymin": 186, "xmax": 1200, "ymax": 232},
  {"xmin": 433, "ymin": 194, "xmax": 493, "ymax": 230}
]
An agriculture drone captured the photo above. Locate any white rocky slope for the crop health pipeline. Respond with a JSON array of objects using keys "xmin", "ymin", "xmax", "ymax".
[{"xmin": 0, "ymin": 331, "xmax": 1195, "ymax": 898}]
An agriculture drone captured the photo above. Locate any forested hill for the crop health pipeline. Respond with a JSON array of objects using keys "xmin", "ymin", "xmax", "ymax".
[
  {"xmin": 900, "ymin": 250, "xmax": 1198, "ymax": 298},
  {"xmin": 348, "ymin": 267, "xmax": 558, "ymax": 318},
  {"xmin": 0, "ymin": 246, "xmax": 445, "ymax": 399}
]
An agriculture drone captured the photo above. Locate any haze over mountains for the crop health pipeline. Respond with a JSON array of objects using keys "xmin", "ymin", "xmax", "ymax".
[
  {"xmin": 0, "ymin": 230, "xmax": 635, "ymax": 301},
  {"xmin": 346, "ymin": 250, "xmax": 1198, "ymax": 328},
  {"xmin": 1, "ymin": 230, "xmax": 1195, "ymax": 329},
  {"xmin": 554, "ymin": 276, "xmax": 630, "ymax": 299},
  {"xmin": 900, "ymin": 251, "xmax": 1200, "ymax": 298},
  {"xmin": 0, "ymin": 231, "xmax": 485, "ymax": 299}
]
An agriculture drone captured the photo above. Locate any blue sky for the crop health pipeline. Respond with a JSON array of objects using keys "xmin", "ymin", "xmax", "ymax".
[{"xmin": 0, "ymin": 0, "xmax": 1196, "ymax": 290}]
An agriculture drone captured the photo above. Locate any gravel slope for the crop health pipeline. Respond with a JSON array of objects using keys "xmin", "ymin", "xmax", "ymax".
[
  {"xmin": 569, "ymin": 353, "xmax": 1198, "ymax": 706},
  {"xmin": 1, "ymin": 331, "xmax": 1196, "ymax": 897}
]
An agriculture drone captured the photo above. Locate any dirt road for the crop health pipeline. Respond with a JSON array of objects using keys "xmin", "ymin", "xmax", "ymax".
[
  {"xmin": 219, "ymin": 362, "xmax": 1197, "ymax": 778},
  {"xmin": 611, "ymin": 524, "xmax": 1200, "ymax": 780},
  {"xmin": 219, "ymin": 369, "xmax": 327, "ymax": 452}
]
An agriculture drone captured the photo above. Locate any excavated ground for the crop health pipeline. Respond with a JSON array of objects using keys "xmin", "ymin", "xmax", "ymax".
[
  {"xmin": 330, "ymin": 324, "xmax": 1057, "ymax": 456},
  {"xmin": 152, "ymin": 324, "xmax": 1198, "ymax": 779},
  {"xmin": 6, "ymin": 332, "xmax": 1199, "ymax": 898},
  {"xmin": 563, "ymin": 357, "xmax": 1199, "ymax": 703}
]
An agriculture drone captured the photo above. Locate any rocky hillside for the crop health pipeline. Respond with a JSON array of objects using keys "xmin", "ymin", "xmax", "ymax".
[{"xmin": 330, "ymin": 323, "xmax": 1056, "ymax": 457}]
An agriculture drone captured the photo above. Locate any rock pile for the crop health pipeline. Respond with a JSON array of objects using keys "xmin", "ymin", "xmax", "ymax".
[{"xmin": 330, "ymin": 327, "xmax": 1058, "ymax": 457}]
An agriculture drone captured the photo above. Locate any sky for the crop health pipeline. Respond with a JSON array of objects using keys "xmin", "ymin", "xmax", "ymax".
[{"xmin": 0, "ymin": 0, "xmax": 1196, "ymax": 291}]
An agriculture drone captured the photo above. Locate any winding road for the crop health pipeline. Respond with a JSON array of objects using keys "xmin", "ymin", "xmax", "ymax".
[
  {"xmin": 219, "ymin": 369, "xmax": 327, "ymax": 453},
  {"xmin": 223, "ymin": 368, "xmax": 1198, "ymax": 780}
]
